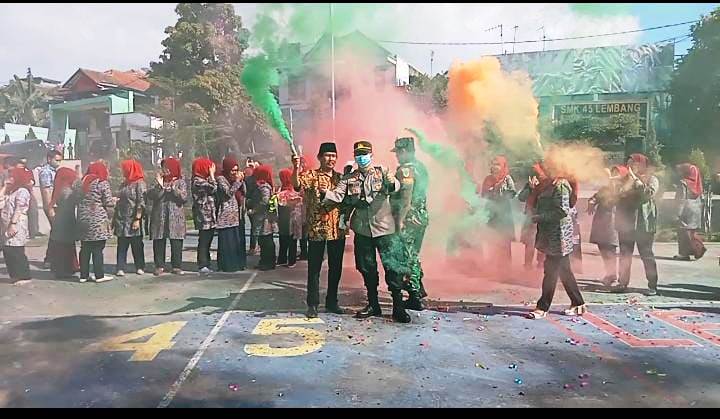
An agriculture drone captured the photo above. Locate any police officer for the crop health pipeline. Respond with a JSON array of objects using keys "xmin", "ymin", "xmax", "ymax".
[
  {"xmin": 323, "ymin": 140, "xmax": 411, "ymax": 323},
  {"xmin": 390, "ymin": 137, "xmax": 429, "ymax": 310}
]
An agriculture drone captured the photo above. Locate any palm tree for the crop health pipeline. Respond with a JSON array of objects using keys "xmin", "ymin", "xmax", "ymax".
[{"xmin": 0, "ymin": 68, "xmax": 49, "ymax": 126}]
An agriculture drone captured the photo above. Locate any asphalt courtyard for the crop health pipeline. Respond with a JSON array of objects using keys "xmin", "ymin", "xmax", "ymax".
[{"xmin": 1, "ymin": 236, "xmax": 720, "ymax": 407}]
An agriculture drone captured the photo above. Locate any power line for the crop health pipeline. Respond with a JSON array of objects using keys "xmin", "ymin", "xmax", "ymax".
[{"xmin": 375, "ymin": 20, "xmax": 699, "ymax": 46}]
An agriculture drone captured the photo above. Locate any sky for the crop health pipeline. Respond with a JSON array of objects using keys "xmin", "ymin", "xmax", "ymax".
[{"xmin": 0, "ymin": 2, "xmax": 716, "ymax": 85}]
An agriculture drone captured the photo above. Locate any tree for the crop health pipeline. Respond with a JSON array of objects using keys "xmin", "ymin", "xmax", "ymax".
[
  {"xmin": 0, "ymin": 68, "xmax": 49, "ymax": 126},
  {"xmin": 552, "ymin": 113, "xmax": 640, "ymax": 147},
  {"xmin": 407, "ymin": 72, "xmax": 448, "ymax": 114},
  {"xmin": 668, "ymin": 8, "xmax": 720, "ymax": 153},
  {"xmin": 147, "ymin": 3, "xmax": 269, "ymax": 157}
]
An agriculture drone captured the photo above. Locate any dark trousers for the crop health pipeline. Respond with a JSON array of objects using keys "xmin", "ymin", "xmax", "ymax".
[
  {"xmin": 154, "ymin": 238, "xmax": 183, "ymax": 270},
  {"xmin": 249, "ymin": 218, "xmax": 258, "ymax": 250},
  {"xmin": 354, "ymin": 233, "xmax": 404, "ymax": 307},
  {"xmin": 299, "ymin": 224, "xmax": 309, "ymax": 258},
  {"xmin": 307, "ymin": 238, "xmax": 346, "ymax": 307},
  {"xmin": 197, "ymin": 229, "xmax": 214, "ymax": 269},
  {"xmin": 618, "ymin": 231, "xmax": 658, "ymax": 288},
  {"xmin": 678, "ymin": 229, "xmax": 706, "ymax": 258},
  {"xmin": 258, "ymin": 234, "xmax": 276, "ymax": 268},
  {"xmin": 598, "ymin": 244, "xmax": 617, "ymax": 279},
  {"xmin": 277, "ymin": 234, "xmax": 298, "ymax": 266},
  {"xmin": 117, "ymin": 236, "xmax": 145, "ymax": 272},
  {"xmin": 536, "ymin": 254, "xmax": 585, "ymax": 312},
  {"xmin": 80, "ymin": 240, "xmax": 106, "ymax": 279},
  {"xmin": 4, "ymin": 246, "xmax": 30, "ymax": 280}
]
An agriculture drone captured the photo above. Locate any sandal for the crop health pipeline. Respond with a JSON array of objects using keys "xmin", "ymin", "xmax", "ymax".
[
  {"xmin": 528, "ymin": 309, "xmax": 547, "ymax": 319},
  {"xmin": 564, "ymin": 305, "xmax": 587, "ymax": 316}
]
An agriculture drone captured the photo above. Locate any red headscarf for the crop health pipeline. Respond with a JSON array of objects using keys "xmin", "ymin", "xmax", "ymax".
[
  {"xmin": 50, "ymin": 167, "xmax": 77, "ymax": 207},
  {"xmin": 279, "ymin": 168, "xmax": 293, "ymax": 191},
  {"xmin": 82, "ymin": 161, "xmax": 109, "ymax": 193},
  {"xmin": 5, "ymin": 167, "xmax": 34, "ymax": 195},
  {"xmin": 628, "ymin": 153, "xmax": 649, "ymax": 175},
  {"xmin": 611, "ymin": 165, "xmax": 630, "ymax": 178},
  {"xmin": 120, "ymin": 159, "xmax": 144, "ymax": 185},
  {"xmin": 678, "ymin": 163, "xmax": 703, "ymax": 198},
  {"xmin": 526, "ymin": 163, "xmax": 552, "ymax": 211},
  {"xmin": 162, "ymin": 157, "xmax": 182, "ymax": 182},
  {"xmin": 191, "ymin": 157, "xmax": 214, "ymax": 179},
  {"xmin": 222, "ymin": 156, "xmax": 239, "ymax": 181},
  {"xmin": 481, "ymin": 156, "xmax": 510, "ymax": 194},
  {"xmin": 253, "ymin": 164, "xmax": 274, "ymax": 189}
]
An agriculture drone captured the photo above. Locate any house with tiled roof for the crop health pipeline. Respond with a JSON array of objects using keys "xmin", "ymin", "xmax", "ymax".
[{"xmin": 48, "ymin": 68, "xmax": 162, "ymax": 164}]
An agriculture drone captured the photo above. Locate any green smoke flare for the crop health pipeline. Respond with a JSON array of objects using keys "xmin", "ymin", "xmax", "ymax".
[
  {"xmin": 241, "ymin": 56, "xmax": 294, "ymax": 151},
  {"xmin": 407, "ymin": 128, "xmax": 490, "ymax": 252}
]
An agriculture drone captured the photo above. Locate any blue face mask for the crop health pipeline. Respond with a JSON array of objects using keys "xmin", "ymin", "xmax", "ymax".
[{"xmin": 355, "ymin": 153, "xmax": 372, "ymax": 168}]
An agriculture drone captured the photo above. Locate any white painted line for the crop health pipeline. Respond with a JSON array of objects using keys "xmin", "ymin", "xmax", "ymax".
[{"xmin": 157, "ymin": 272, "xmax": 257, "ymax": 409}]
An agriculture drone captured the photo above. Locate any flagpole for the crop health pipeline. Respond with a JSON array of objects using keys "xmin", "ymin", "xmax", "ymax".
[{"xmin": 330, "ymin": 3, "xmax": 336, "ymax": 140}]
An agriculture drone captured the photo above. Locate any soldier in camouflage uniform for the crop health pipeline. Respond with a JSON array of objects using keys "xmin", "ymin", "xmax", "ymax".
[{"xmin": 390, "ymin": 137, "xmax": 429, "ymax": 311}]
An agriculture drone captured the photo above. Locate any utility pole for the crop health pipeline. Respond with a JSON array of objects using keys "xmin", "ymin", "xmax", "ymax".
[
  {"xmin": 485, "ymin": 25, "xmax": 503, "ymax": 55},
  {"xmin": 330, "ymin": 3, "xmax": 336, "ymax": 140},
  {"xmin": 538, "ymin": 26, "xmax": 546, "ymax": 51},
  {"xmin": 512, "ymin": 25, "xmax": 518, "ymax": 53},
  {"xmin": 430, "ymin": 50, "xmax": 434, "ymax": 76}
]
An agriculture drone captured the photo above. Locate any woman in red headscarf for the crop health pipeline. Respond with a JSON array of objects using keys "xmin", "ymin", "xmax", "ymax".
[
  {"xmin": 214, "ymin": 156, "xmax": 247, "ymax": 272},
  {"xmin": 612, "ymin": 153, "xmax": 660, "ymax": 295},
  {"xmin": 47, "ymin": 167, "xmax": 80, "ymax": 279},
  {"xmin": 248, "ymin": 164, "xmax": 278, "ymax": 270},
  {"xmin": 527, "ymin": 161, "xmax": 586, "ymax": 319},
  {"xmin": 76, "ymin": 161, "xmax": 115, "ymax": 283},
  {"xmin": 0, "ymin": 168, "xmax": 35, "ymax": 281},
  {"xmin": 276, "ymin": 168, "xmax": 303, "ymax": 268},
  {"xmin": 517, "ymin": 162, "xmax": 550, "ymax": 270},
  {"xmin": 674, "ymin": 162, "xmax": 706, "ymax": 261},
  {"xmin": 113, "ymin": 160, "xmax": 147, "ymax": 277},
  {"xmin": 191, "ymin": 157, "xmax": 217, "ymax": 273},
  {"xmin": 480, "ymin": 155, "xmax": 517, "ymax": 266},
  {"xmin": 588, "ymin": 165, "xmax": 628, "ymax": 287},
  {"xmin": 148, "ymin": 157, "xmax": 188, "ymax": 275}
]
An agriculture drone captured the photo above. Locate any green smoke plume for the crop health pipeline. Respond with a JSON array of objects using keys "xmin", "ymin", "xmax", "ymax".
[
  {"xmin": 241, "ymin": 56, "xmax": 293, "ymax": 148},
  {"xmin": 407, "ymin": 127, "xmax": 484, "ymax": 212},
  {"xmin": 407, "ymin": 128, "xmax": 490, "ymax": 252}
]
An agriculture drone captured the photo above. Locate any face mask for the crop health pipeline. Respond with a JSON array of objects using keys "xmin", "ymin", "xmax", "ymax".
[{"xmin": 355, "ymin": 153, "xmax": 372, "ymax": 168}]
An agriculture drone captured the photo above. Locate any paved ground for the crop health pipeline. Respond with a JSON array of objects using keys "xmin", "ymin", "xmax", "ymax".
[{"xmin": 1, "ymin": 236, "xmax": 720, "ymax": 407}]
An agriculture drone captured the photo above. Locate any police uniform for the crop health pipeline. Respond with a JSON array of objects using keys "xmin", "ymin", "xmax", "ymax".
[
  {"xmin": 390, "ymin": 137, "xmax": 429, "ymax": 308},
  {"xmin": 323, "ymin": 140, "xmax": 411, "ymax": 323}
]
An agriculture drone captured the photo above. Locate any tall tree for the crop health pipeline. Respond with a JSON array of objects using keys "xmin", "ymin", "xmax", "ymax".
[
  {"xmin": 668, "ymin": 8, "xmax": 720, "ymax": 155},
  {"xmin": 147, "ymin": 3, "xmax": 269, "ymax": 157}
]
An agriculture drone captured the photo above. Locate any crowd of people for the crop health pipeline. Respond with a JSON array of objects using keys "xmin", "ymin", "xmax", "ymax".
[{"xmin": 0, "ymin": 140, "xmax": 709, "ymax": 323}]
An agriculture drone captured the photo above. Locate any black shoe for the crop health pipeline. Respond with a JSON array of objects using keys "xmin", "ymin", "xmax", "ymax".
[
  {"xmin": 306, "ymin": 305, "xmax": 318, "ymax": 318},
  {"xmin": 646, "ymin": 287, "xmax": 658, "ymax": 296},
  {"xmin": 355, "ymin": 304, "xmax": 382, "ymax": 319},
  {"xmin": 392, "ymin": 306, "xmax": 411, "ymax": 323},
  {"xmin": 610, "ymin": 285, "xmax": 629, "ymax": 294},
  {"xmin": 298, "ymin": 254, "xmax": 308, "ymax": 261},
  {"xmin": 404, "ymin": 294, "xmax": 424, "ymax": 311},
  {"xmin": 325, "ymin": 304, "xmax": 345, "ymax": 315}
]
